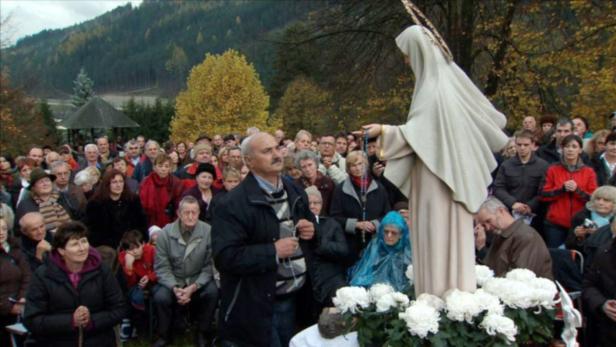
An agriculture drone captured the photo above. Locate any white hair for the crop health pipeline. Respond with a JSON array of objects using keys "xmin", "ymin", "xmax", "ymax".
[
  {"xmin": 50, "ymin": 160, "xmax": 70, "ymax": 173},
  {"xmin": 240, "ymin": 133, "xmax": 257, "ymax": 157},
  {"xmin": 74, "ymin": 170, "xmax": 92, "ymax": 186},
  {"xmin": 478, "ymin": 196, "xmax": 507, "ymax": 214},
  {"xmin": 145, "ymin": 140, "xmax": 160, "ymax": 150},
  {"xmin": 84, "ymin": 144, "xmax": 98, "ymax": 153}
]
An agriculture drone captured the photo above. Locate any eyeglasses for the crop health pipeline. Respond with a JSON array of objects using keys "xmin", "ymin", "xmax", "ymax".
[{"xmin": 384, "ymin": 230, "xmax": 400, "ymax": 237}]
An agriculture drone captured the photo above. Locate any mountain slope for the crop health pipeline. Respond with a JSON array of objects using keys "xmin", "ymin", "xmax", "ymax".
[{"xmin": 1, "ymin": 0, "xmax": 328, "ymax": 97}]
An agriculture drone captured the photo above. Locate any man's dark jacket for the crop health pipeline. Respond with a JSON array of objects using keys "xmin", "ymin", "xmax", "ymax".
[
  {"xmin": 212, "ymin": 173, "xmax": 316, "ymax": 347},
  {"xmin": 132, "ymin": 157, "xmax": 152, "ymax": 183},
  {"xmin": 20, "ymin": 232, "xmax": 53, "ymax": 272},
  {"xmin": 583, "ymin": 237, "xmax": 616, "ymax": 347},
  {"xmin": 493, "ymin": 153, "xmax": 549, "ymax": 212},
  {"xmin": 590, "ymin": 155, "xmax": 614, "ymax": 186}
]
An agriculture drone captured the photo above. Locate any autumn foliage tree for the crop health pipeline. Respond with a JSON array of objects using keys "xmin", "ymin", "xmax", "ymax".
[
  {"xmin": 274, "ymin": 76, "xmax": 334, "ymax": 136},
  {"xmin": 0, "ymin": 73, "xmax": 58, "ymax": 156},
  {"xmin": 274, "ymin": 0, "xmax": 615, "ymax": 132},
  {"xmin": 170, "ymin": 49, "xmax": 275, "ymax": 141}
]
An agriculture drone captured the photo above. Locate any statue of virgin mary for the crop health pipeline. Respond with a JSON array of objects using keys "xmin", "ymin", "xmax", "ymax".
[{"xmin": 362, "ymin": 25, "xmax": 508, "ymax": 297}]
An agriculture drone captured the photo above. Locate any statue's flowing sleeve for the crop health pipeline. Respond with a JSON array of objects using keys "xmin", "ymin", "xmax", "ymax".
[
  {"xmin": 378, "ymin": 125, "xmax": 415, "ymax": 199},
  {"xmin": 378, "ymin": 125, "xmax": 414, "ymax": 160}
]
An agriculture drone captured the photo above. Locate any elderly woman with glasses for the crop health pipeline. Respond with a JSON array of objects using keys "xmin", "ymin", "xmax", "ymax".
[{"xmin": 348, "ymin": 211, "xmax": 412, "ymax": 292}]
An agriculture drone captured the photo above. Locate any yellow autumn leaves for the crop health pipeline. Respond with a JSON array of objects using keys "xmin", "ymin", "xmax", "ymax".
[{"xmin": 170, "ymin": 50, "xmax": 278, "ymax": 142}]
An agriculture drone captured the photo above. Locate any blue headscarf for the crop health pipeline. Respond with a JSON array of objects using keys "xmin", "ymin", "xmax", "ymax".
[{"xmin": 349, "ymin": 211, "xmax": 412, "ymax": 292}]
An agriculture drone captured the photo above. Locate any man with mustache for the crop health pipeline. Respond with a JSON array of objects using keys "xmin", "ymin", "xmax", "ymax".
[{"xmin": 212, "ymin": 132, "xmax": 316, "ymax": 347}]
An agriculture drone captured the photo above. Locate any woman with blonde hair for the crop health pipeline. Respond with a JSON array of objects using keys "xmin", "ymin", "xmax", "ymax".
[
  {"xmin": 330, "ymin": 150, "xmax": 391, "ymax": 265},
  {"xmin": 584, "ymin": 129, "xmax": 610, "ymax": 159},
  {"xmin": 566, "ymin": 185, "xmax": 616, "ymax": 252}
]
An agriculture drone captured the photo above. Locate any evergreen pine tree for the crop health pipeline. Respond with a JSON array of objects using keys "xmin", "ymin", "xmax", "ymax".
[
  {"xmin": 71, "ymin": 68, "xmax": 95, "ymax": 107},
  {"xmin": 39, "ymin": 99, "xmax": 59, "ymax": 144}
]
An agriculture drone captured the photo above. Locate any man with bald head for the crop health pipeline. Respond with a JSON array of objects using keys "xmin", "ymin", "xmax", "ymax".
[
  {"xmin": 19, "ymin": 212, "xmax": 52, "ymax": 271},
  {"xmin": 213, "ymin": 132, "xmax": 316, "ymax": 347}
]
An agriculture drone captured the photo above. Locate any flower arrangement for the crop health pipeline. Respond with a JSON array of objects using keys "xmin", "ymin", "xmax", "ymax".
[{"xmin": 332, "ymin": 266, "xmax": 557, "ymax": 346}]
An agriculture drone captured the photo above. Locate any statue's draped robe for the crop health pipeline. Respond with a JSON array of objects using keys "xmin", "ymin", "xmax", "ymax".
[{"xmin": 380, "ymin": 26, "xmax": 508, "ymax": 297}]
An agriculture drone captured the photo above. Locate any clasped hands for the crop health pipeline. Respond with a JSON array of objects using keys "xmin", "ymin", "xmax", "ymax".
[
  {"xmin": 72, "ymin": 305, "xmax": 90, "ymax": 328},
  {"xmin": 174, "ymin": 283, "xmax": 198, "ymax": 306},
  {"xmin": 563, "ymin": 180, "xmax": 578, "ymax": 192}
]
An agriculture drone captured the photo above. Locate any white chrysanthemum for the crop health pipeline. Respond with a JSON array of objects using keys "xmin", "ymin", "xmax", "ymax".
[
  {"xmin": 369, "ymin": 283, "xmax": 395, "ymax": 303},
  {"xmin": 405, "ymin": 264, "xmax": 413, "ymax": 283},
  {"xmin": 505, "ymin": 268, "xmax": 536, "ymax": 282},
  {"xmin": 399, "ymin": 301, "xmax": 440, "ymax": 339},
  {"xmin": 391, "ymin": 292, "xmax": 411, "ymax": 308},
  {"xmin": 333, "ymin": 287, "xmax": 370, "ymax": 314},
  {"xmin": 480, "ymin": 313, "xmax": 517, "ymax": 343},
  {"xmin": 528, "ymin": 278, "xmax": 558, "ymax": 309},
  {"xmin": 474, "ymin": 289, "xmax": 504, "ymax": 316},
  {"xmin": 483, "ymin": 278, "xmax": 535, "ymax": 309},
  {"xmin": 416, "ymin": 293, "xmax": 445, "ymax": 312},
  {"xmin": 445, "ymin": 289, "xmax": 483, "ymax": 323},
  {"xmin": 475, "ymin": 265, "xmax": 495, "ymax": 287},
  {"xmin": 376, "ymin": 292, "xmax": 410, "ymax": 312}
]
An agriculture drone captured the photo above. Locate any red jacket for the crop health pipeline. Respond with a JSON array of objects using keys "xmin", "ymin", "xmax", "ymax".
[
  {"xmin": 118, "ymin": 244, "xmax": 157, "ymax": 288},
  {"xmin": 540, "ymin": 163, "xmax": 597, "ymax": 228},
  {"xmin": 139, "ymin": 173, "xmax": 184, "ymax": 228}
]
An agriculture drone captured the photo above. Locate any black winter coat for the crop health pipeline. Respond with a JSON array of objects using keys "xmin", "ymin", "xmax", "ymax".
[
  {"xmin": 310, "ymin": 216, "xmax": 349, "ymax": 305},
  {"xmin": 329, "ymin": 178, "xmax": 390, "ymax": 265},
  {"xmin": 590, "ymin": 155, "xmax": 614, "ymax": 187},
  {"xmin": 23, "ymin": 250, "xmax": 128, "ymax": 347},
  {"xmin": 566, "ymin": 209, "xmax": 614, "ymax": 268},
  {"xmin": 212, "ymin": 173, "xmax": 316, "ymax": 347},
  {"xmin": 85, "ymin": 196, "xmax": 148, "ymax": 248},
  {"xmin": 582, "ymin": 238, "xmax": 616, "ymax": 347},
  {"xmin": 493, "ymin": 154, "xmax": 549, "ymax": 212}
]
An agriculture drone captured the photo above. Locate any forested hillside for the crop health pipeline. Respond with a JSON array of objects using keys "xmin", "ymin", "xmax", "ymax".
[{"xmin": 1, "ymin": 0, "xmax": 328, "ymax": 97}]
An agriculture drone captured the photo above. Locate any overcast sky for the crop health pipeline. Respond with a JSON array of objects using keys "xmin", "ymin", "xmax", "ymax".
[{"xmin": 1, "ymin": 0, "xmax": 142, "ymax": 46}]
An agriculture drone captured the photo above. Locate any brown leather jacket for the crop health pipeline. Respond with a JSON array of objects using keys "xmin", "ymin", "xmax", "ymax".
[{"xmin": 483, "ymin": 219, "xmax": 553, "ymax": 279}]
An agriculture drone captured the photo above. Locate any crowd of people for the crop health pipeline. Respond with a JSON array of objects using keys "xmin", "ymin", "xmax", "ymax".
[{"xmin": 0, "ymin": 113, "xmax": 615, "ymax": 346}]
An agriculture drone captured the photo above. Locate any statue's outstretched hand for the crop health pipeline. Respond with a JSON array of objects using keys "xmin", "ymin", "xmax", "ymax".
[{"xmin": 353, "ymin": 124, "xmax": 382, "ymax": 139}]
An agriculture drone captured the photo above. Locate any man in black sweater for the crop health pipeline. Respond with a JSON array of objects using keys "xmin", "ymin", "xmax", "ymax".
[{"xmin": 493, "ymin": 129, "xmax": 549, "ymax": 233}]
